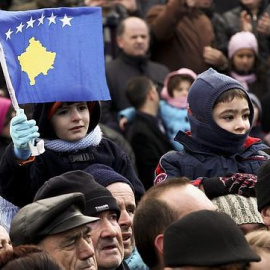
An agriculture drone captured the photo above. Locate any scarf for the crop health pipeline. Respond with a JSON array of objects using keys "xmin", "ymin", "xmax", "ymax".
[
  {"xmin": 0, "ymin": 197, "xmax": 19, "ymax": 233},
  {"xmin": 163, "ymin": 95, "xmax": 187, "ymax": 109},
  {"xmin": 42, "ymin": 125, "xmax": 102, "ymax": 152},
  {"xmin": 230, "ymin": 71, "xmax": 257, "ymax": 91}
]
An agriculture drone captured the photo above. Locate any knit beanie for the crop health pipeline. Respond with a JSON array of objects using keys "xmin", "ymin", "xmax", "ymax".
[
  {"xmin": 84, "ymin": 163, "xmax": 134, "ymax": 191},
  {"xmin": 255, "ymin": 160, "xmax": 270, "ymax": 211},
  {"xmin": 0, "ymin": 97, "xmax": 11, "ymax": 134},
  {"xmin": 186, "ymin": 68, "xmax": 253, "ymax": 155},
  {"xmin": 161, "ymin": 68, "xmax": 197, "ymax": 108},
  {"xmin": 163, "ymin": 210, "xmax": 260, "ymax": 267},
  {"xmin": 228, "ymin": 31, "xmax": 258, "ymax": 59},
  {"xmin": 34, "ymin": 170, "xmax": 120, "ymax": 218},
  {"xmin": 212, "ymin": 195, "xmax": 264, "ymax": 225}
]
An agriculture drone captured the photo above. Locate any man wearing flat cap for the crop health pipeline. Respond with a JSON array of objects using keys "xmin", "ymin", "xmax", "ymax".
[
  {"xmin": 9, "ymin": 192, "xmax": 99, "ymax": 270},
  {"xmin": 34, "ymin": 170, "xmax": 126, "ymax": 270}
]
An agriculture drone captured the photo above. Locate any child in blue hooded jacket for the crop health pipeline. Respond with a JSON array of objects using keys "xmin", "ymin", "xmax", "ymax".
[
  {"xmin": 159, "ymin": 68, "xmax": 196, "ymax": 150},
  {"xmin": 155, "ymin": 68, "xmax": 269, "ymax": 197}
]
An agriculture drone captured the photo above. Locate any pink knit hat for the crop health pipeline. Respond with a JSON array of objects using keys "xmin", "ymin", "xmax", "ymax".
[
  {"xmin": 161, "ymin": 68, "xmax": 197, "ymax": 108},
  {"xmin": 228, "ymin": 31, "xmax": 258, "ymax": 59},
  {"xmin": 0, "ymin": 97, "xmax": 11, "ymax": 134}
]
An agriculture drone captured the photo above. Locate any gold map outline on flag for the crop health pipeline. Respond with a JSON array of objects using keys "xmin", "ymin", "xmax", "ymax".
[{"xmin": 18, "ymin": 37, "xmax": 56, "ymax": 86}]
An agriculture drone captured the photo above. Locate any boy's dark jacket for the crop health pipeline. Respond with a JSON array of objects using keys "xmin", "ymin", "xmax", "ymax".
[
  {"xmin": 156, "ymin": 132, "xmax": 269, "ymax": 180},
  {"xmin": 0, "ymin": 102, "xmax": 145, "ymax": 207}
]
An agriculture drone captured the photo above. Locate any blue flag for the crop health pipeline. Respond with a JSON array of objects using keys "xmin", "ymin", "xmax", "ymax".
[{"xmin": 0, "ymin": 7, "xmax": 111, "ymax": 104}]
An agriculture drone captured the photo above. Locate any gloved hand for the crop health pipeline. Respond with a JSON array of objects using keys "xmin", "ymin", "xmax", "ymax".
[
  {"xmin": 200, "ymin": 173, "xmax": 257, "ymax": 199},
  {"xmin": 10, "ymin": 109, "xmax": 40, "ymax": 160}
]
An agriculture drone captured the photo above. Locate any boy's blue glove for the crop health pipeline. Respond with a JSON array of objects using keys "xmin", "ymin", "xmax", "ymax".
[{"xmin": 10, "ymin": 109, "xmax": 40, "ymax": 160}]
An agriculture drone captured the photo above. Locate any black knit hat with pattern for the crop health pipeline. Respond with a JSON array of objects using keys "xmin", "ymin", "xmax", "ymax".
[{"xmin": 34, "ymin": 170, "xmax": 120, "ymax": 218}]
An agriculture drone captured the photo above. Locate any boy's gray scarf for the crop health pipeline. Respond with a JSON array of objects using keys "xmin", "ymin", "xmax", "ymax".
[{"xmin": 42, "ymin": 125, "xmax": 102, "ymax": 152}]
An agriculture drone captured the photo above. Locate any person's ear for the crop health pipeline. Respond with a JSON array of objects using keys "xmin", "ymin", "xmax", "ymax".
[
  {"xmin": 154, "ymin": 234, "xmax": 164, "ymax": 255},
  {"xmin": 148, "ymin": 88, "xmax": 154, "ymax": 100},
  {"xmin": 261, "ymin": 206, "xmax": 270, "ymax": 227},
  {"xmin": 117, "ymin": 36, "xmax": 124, "ymax": 49},
  {"xmin": 149, "ymin": 87, "xmax": 158, "ymax": 101}
]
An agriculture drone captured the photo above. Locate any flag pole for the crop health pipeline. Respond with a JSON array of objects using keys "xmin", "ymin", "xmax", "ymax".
[
  {"xmin": 0, "ymin": 41, "xmax": 45, "ymax": 156},
  {"xmin": 0, "ymin": 41, "xmax": 20, "ymax": 112}
]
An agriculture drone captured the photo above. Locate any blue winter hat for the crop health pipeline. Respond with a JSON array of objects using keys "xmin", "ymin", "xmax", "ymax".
[
  {"xmin": 188, "ymin": 68, "xmax": 253, "ymax": 124},
  {"xmin": 186, "ymin": 68, "xmax": 254, "ymax": 155},
  {"xmin": 84, "ymin": 163, "xmax": 135, "ymax": 192}
]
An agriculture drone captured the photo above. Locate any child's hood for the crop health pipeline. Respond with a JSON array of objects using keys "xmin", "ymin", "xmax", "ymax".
[
  {"xmin": 187, "ymin": 68, "xmax": 254, "ymax": 126},
  {"xmin": 32, "ymin": 101, "xmax": 101, "ymax": 140},
  {"xmin": 161, "ymin": 68, "xmax": 197, "ymax": 99},
  {"xmin": 161, "ymin": 68, "xmax": 197, "ymax": 108}
]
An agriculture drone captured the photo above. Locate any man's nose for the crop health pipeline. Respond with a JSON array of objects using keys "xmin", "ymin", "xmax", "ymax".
[
  {"xmin": 100, "ymin": 219, "xmax": 119, "ymax": 238},
  {"xmin": 118, "ymin": 210, "xmax": 132, "ymax": 228},
  {"xmin": 78, "ymin": 238, "xmax": 95, "ymax": 261}
]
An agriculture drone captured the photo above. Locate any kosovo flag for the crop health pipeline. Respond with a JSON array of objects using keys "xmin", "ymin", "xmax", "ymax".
[{"xmin": 0, "ymin": 7, "xmax": 111, "ymax": 104}]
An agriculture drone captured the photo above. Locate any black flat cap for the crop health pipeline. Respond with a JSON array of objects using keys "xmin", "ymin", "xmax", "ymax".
[{"xmin": 10, "ymin": 192, "xmax": 99, "ymax": 247}]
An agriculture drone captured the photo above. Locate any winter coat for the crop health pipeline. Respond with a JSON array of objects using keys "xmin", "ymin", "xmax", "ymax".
[
  {"xmin": 156, "ymin": 134, "xmax": 269, "ymax": 180},
  {"xmin": 127, "ymin": 112, "xmax": 174, "ymax": 190},
  {"xmin": 159, "ymin": 101, "xmax": 189, "ymax": 151},
  {"xmin": 146, "ymin": 0, "xmax": 214, "ymax": 73},
  {"xmin": 0, "ymin": 136, "xmax": 144, "ymax": 207}
]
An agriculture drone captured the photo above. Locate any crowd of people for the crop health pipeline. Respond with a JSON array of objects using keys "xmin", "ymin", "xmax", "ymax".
[{"xmin": 1, "ymin": 0, "xmax": 270, "ymax": 269}]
